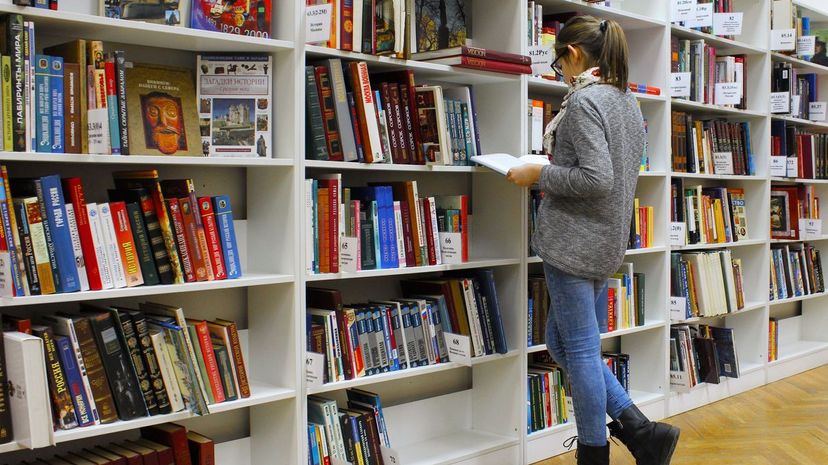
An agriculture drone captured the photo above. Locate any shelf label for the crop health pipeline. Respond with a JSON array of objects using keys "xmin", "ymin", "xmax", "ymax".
[
  {"xmin": 88, "ymin": 108, "xmax": 111, "ymax": 155},
  {"xmin": 714, "ymin": 82, "xmax": 742, "ymax": 105},
  {"xmin": 669, "ymin": 222, "xmax": 686, "ymax": 246},
  {"xmin": 792, "ymin": 95, "xmax": 802, "ymax": 117},
  {"xmin": 439, "ymin": 232, "xmax": 463, "ymax": 264},
  {"xmin": 799, "ymin": 219, "xmax": 822, "ymax": 240},
  {"xmin": 771, "ymin": 29, "xmax": 796, "ymax": 51},
  {"xmin": 340, "ymin": 236, "xmax": 359, "ymax": 272},
  {"xmin": 670, "ymin": 72, "xmax": 692, "ymax": 97},
  {"xmin": 670, "ymin": 371, "xmax": 692, "ymax": 393},
  {"xmin": 686, "ymin": 3, "xmax": 713, "ymax": 28},
  {"xmin": 381, "ymin": 446, "xmax": 402, "ymax": 465},
  {"xmin": 713, "ymin": 151, "xmax": 734, "ymax": 175},
  {"xmin": 305, "ymin": 3, "xmax": 332, "ymax": 43},
  {"xmin": 529, "ymin": 44, "xmax": 554, "ymax": 76},
  {"xmin": 770, "ymin": 156, "xmax": 787, "ymax": 177},
  {"xmin": 770, "ymin": 92, "xmax": 791, "ymax": 114},
  {"xmin": 713, "ymin": 12, "xmax": 743, "ymax": 36},
  {"xmin": 444, "ymin": 332, "xmax": 471, "ymax": 366},
  {"xmin": 305, "ymin": 352, "xmax": 325, "ymax": 387},
  {"xmin": 797, "ymin": 35, "xmax": 816, "ymax": 56},
  {"xmin": 810, "ymin": 102, "xmax": 827, "ymax": 121},
  {"xmin": 787, "ymin": 157, "xmax": 799, "ymax": 178},
  {"xmin": 672, "ymin": 0, "xmax": 697, "ymax": 22},
  {"xmin": 670, "ymin": 296, "xmax": 688, "ymax": 321}
]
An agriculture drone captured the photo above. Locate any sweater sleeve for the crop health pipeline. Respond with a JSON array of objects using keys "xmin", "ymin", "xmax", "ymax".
[{"xmin": 539, "ymin": 97, "xmax": 614, "ymax": 198}]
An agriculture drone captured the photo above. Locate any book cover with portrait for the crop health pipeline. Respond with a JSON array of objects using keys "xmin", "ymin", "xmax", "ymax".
[{"xmin": 125, "ymin": 64, "xmax": 202, "ymax": 156}]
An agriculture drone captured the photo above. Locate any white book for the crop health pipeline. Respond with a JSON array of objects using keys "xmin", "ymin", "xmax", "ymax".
[
  {"xmin": 97, "ymin": 203, "xmax": 128, "ymax": 289},
  {"xmin": 352, "ymin": 0, "xmax": 363, "ymax": 52},
  {"xmin": 4, "ymin": 331, "xmax": 55, "ymax": 448},
  {"xmin": 461, "ymin": 278, "xmax": 485, "ymax": 357},
  {"xmin": 64, "ymin": 203, "xmax": 90, "ymax": 292},
  {"xmin": 531, "ymin": 100, "xmax": 543, "ymax": 153},
  {"xmin": 85, "ymin": 203, "xmax": 114, "ymax": 290},
  {"xmin": 471, "ymin": 153, "xmax": 550, "ymax": 176},
  {"xmin": 410, "ymin": 181, "xmax": 426, "ymax": 263},
  {"xmin": 720, "ymin": 250, "xmax": 739, "ymax": 313},
  {"xmin": 44, "ymin": 315, "xmax": 100, "ymax": 424},
  {"xmin": 393, "ymin": 201, "xmax": 407, "ymax": 268},
  {"xmin": 305, "ymin": 179, "xmax": 315, "ymax": 274},
  {"xmin": 427, "ymin": 197, "xmax": 442, "ymax": 265},
  {"xmin": 150, "ymin": 331, "xmax": 185, "ymax": 412},
  {"xmin": 354, "ymin": 62, "xmax": 384, "ymax": 163}
]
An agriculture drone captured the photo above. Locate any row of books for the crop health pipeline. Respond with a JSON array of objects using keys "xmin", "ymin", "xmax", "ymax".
[
  {"xmin": 771, "ymin": 123, "xmax": 828, "ymax": 179},
  {"xmin": 306, "ymin": 59, "xmax": 482, "ymax": 165},
  {"xmin": 0, "ymin": 168, "xmax": 241, "ymax": 298},
  {"xmin": 671, "ymin": 38, "xmax": 747, "ymax": 109},
  {"xmin": 670, "ymin": 180, "xmax": 750, "ymax": 246},
  {"xmin": 670, "ymin": 112, "xmax": 754, "ymax": 175},
  {"xmin": 628, "ymin": 198, "xmax": 655, "ymax": 249},
  {"xmin": 306, "ymin": 175, "xmax": 467, "ymax": 274},
  {"xmin": 770, "ymin": 243, "xmax": 825, "ymax": 301},
  {"xmin": 670, "ymin": 324, "xmax": 739, "ymax": 393},
  {"xmin": 307, "ymin": 389, "xmax": 389, "ymax": 465},
  {"xmin": 0, "ymin": 305, "xmax": 248, "ymax": 447},
  {"xmin": 527, "ymin": 359, "xmax": 570, "ymax": 433},
  {"xmin": 770, "ymin": 184, "xmax": 819, "ymax": 241},
  {"xmin": 0, "ymin": 18, "xmax": 273, "ymax": 157},
  {"xmin": 771, "ymin": 64, "xmax": 818, "ymax": 119},
  {"xmin": 670, "ymin": 250, "xmax": 746, "ymax": 319}
]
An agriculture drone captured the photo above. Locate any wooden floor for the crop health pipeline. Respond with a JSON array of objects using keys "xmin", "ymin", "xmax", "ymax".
[{"xmin": 533, "ymin": 365, "xmax": 828, "ymax": 465}]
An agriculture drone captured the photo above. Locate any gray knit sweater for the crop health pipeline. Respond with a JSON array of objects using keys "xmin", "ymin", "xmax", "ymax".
[{"xmin": 531, "ymin": 83, "xmax": 645, "ymax": 281}]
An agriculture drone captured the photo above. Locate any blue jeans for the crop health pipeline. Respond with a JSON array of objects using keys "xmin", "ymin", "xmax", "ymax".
[{"xmin": 543, "ymin": 262, "xmax": 634, "ymax": 446}]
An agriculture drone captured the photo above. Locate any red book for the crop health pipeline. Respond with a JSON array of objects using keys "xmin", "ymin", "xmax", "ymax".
[
  {"xmin": 161, "ymin": 180, "xmax": 214, "ymax": 281},
  {"xmin": 102, "ymin": 444, "xmax": 143, "ymax": 465},
  {"xmin": 418, "ymin": 46, "xmax": 532, "ymax": 65},
  {"xmin": 188, "ymin": 319, "xmax": 226, "ymax": 403},
  {"xmin": 318, "ymin": 187, "xmax": 330, "ymax": 273},
  {"xmin": 141, "ymin": 424, "xmax": 192, "ymax": 465},
  {"xmin": 178, "ymin": 197, "xmax": 209, "ymax": 282},
  {"xmin": 187, "ymin": 431, "xmax": 215, "ymax": 465},
  {"xmin": 135, "ymin": 438, "xmax": 175, "ymax": 465},
  {"xmin": 607, "ymin": 287, "xmax": 616, "ymax": 332},
  {"xmin": 104, "ymin": 60, "xmax": 117, "ymax": 99},
  {"xmin": 340, "ymin": 0, "xmax": 353, "ymax": 51},
  {"xmin": 89, "ymin": 446, "xmax": 128, "ymax": 465},
  {"xmin": 422, "ymin": 199, "xmax": 436, "ymax": 266},
  {"xmin": 198, "ymin": 196, "xmax": 227, "ymax": 280},
  {"xmin": 432, "ymin": 56, "xmax": 532, "ymax": 75},
  {"xmin": 166, "ymin": 198, "xmax": 195, "ymax": 282},
  {"xmin": 3, "ymin": 315, "xmax": 32, "ymax": 334},
  {"xmin": 122, "ymin": 440, "xmax": 159, "ymax": 465},
  {"xmin": 63, "ymin": 177, "xmax": 103, "ymax": 290},
  {"xmin": 110, "ymin": 201, "xmax": 144, "ymax": 287}
]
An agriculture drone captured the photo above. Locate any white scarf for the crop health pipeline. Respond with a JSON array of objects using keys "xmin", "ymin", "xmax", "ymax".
[{"xmin": 543, "ymin": 67, "xmax": 602, "ymax": 155}]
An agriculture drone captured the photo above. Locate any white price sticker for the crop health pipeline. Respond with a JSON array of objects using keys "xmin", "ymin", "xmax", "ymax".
[
  {"xmin": 305, "ymin": 3, "xmax": 332, "ymax": 43},
  {"xmin": 443, "ymin": 332, "xmax": 471, "ymax": 366},
  {"xmin": 714, "ymin": 82, "xmax": 742, "ymax": 105},
  {"xmin": 670, "ymin": 371, "xmax": 692, "ymax": 393},
  {"xmin": 800, "ymin": 219, "xmax": 823, "ymax": 239},
  {"xmin": 686, "ymin": 3, "xmax": 713, "ymax": 28},
  {"xmin": 339, "ymin": 236, "xmax": 359, "ymax": 272},
  {"xmin": 713, "ymin": 12, "xmax": 743, "ymax": 36},
  {"xmin": 713, "ymin": 151, "xmax": 734, "ymax": 175},
  {"xmin": 787, "ymin": 157, "xmax": 799, "ymax": 178},
  {"xmin": 381, "ymin": 446, "xmax": 402, "ymax": 465},
  {"xmin": 669, "ymin": 222, "xmax": 686, "ymax": 246},
  {"xmin": 797, "ymin": 36, "xmax": 816, "ymax": 56},
  {"xmin": 770, "ymin": 92, "xmax": 791, "ymax": 114},
  {"xmin": 529, "ymin": 44, "xmax": 555, "ymax": 76},
  {"xmin": 770, "ymin": 156, "xmax": 787, "ymax": 177},
  {"xmin": 670, "ymin": 72, "xmax": 692, "ymax": 97},
  {"xmin": 672, "ymin": 0, "xmax": 697, "ymax": 22},
  {"xmin": 305, "ymin": 352, "xmax": 325, "ymax": 387},
  {"xmin": 771, "ymin": 29, "xmax": 796, "ymax": 51},
  {"xmin": 810, "ymin": 102, "xmax": 827, "ymax": 121},
  {"xmin": 438, "ymin": 232, "xmax": 463, "ymax": 264},
  {"xmin": 670, "ymin": 296, "xmax": 688, "ymax": 321}
]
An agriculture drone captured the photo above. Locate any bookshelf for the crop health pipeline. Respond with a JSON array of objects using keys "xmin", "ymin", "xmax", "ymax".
[{"xmin": 0, "ymin": 0, "xmax": 826, "ymax": 464}]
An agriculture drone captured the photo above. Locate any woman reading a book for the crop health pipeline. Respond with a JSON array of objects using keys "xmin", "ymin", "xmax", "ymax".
[{"xmin": 506, "ymin": 16, "xmax": 680, "ymax": 465}]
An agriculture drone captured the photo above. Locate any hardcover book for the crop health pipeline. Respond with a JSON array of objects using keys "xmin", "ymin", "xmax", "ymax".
[
  {"xmin": 101, "ymin": 0, "xmax": 189, "ymax": 26},
  {"xmin": 125, "ymin": 64, "xmax": 201, "ymax": 156},
  {"xmin": 31, "ymin": 325, "xmax": 78, "ymax": 430},
  {"xmin": 415, "ymin": 0, "xmax": 468, "ymax": 53},
  {"xmin": 196, "ymin": 54, "xmax": 272, "ymax": 157},
  {"xmin": 191, "ymin": 0, "xmax": 271, "ymax": 38}
]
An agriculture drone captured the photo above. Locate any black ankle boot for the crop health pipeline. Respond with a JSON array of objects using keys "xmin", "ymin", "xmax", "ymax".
[
  {"xmin": 576, "ymin": 441, "xmax": 609, "ymax": 465},
  {"xmin": 608, "ymin": 404, "xmax": 680, "ymax": 465}
]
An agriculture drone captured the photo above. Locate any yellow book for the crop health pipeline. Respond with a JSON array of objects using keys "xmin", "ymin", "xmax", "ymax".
[
  {"xmin": 647, "ymin": 206, "xmax": 654, "ymax": 248},
  {"xmin": 2, "ymin": 56, "xmax": 12, "ymax": 151},
  {"xmin": 713, "ymin": 199, "xmax": 726, "ymax": 243},
  {"xmin": 633, "ymin": 198, "xmax": 641, "ymax": 247}
]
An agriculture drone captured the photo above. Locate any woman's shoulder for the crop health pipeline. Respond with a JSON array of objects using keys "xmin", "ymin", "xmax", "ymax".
[{"xmin": 572, "ymin": 84, "xmax": 636, "ymax": 111}]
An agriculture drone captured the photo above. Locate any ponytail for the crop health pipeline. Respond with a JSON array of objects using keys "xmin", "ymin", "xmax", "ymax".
[{"xmin": 555, "ymin": 16, "xmax": 630, "ymax": 92}]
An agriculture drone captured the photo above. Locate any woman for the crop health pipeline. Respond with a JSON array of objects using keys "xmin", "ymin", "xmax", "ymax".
[{"xmin": 507, "ymin": 16, "xmax": 680, "ymax": 465}]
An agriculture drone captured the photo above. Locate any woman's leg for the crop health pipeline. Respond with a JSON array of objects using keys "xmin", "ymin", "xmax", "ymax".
[
  {"xmin": 543, "ymin": 263, "xmax": 607, "ymax": 447},
  {"xmin": 594, "ymin": 281, "xmax": 634, "ymax": 420}
]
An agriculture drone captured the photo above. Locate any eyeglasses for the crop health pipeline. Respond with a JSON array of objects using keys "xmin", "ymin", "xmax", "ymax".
[{"xmin": 551, "ymin": 50, "xmax": 566, "ymax": 78}]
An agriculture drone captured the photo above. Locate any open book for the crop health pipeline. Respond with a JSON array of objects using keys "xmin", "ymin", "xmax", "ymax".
[{"xmin": 471, "ymin": 154, "xmax": 550, "ymax": 175}]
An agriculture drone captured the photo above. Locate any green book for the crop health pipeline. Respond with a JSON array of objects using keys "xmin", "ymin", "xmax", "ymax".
[
  {"xmin": 213, "ymin": 343, "xmax": 237, "ymax": 401},
  {"xmin": 186, "ymin": 324, "xmax": 214, "ymax": 405},
  {"xmin": 634, "ymin": 273, "xmax": 645, "ymax": 327}
]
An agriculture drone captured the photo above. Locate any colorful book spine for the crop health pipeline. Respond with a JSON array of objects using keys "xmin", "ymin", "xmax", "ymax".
[
  {"xmin": 34, "ymin": 55, "xmax": 51, "ymax": 153},
  {"xmin": 63, "ymin": 203, "xmax": 90, "ymax": 291},
  {"xmin": 63, "ymin": 177, "xmax": 103, "ymax": 290},
  {"xmin": 22, "ymin": 197, "xmax": 53, "ymax": 295},
  {"xmin": 55, "ymin": 335, "xmax": 95, "ymax": 427},
  {"xmin": 113, "ymin": 51, "xmax": 129, "ymax": 155},
  {"xmin": 34, "ymin": 326, "xmax": 79, "ymax": 430},
  {"xmin": 97, "ymin": 202, "xmax": 127, "ymax": 289},
  {"xmin": 166, "ymin": 198, "xmax": 195, "ymax": 283},
  {"xmin": 110, "ymin": 201, "xmax": 144, "ymax": 287},
  {"xmin": 40, "ymin": 175, "xmax": 81, "ymax": 292},
  {"xmin": 49, "ymin": 56, "xmax": 64, "ymax": 153},
  {"xmin": 125, "ymin": 202, "xmax": 159, "ymax": 286},
  {"xmin": 198, "ymin": 196, "xmax": 227, "ymax": 280},
  {"xmin": 104, "ymin": 60, "xmax": 120, "ymax": 154},
  {"xmin": 213, "ymin": 195, "xmax": 241, "ymax": 279},
  {"xmin": 13, "ymin": 200, "xmax": 40, "ymax": 295},
  {"xmin": 5, "ymin": 15, "xmax": 25, "ymax": 152},
  {"xmin": 2, "ymin": 166, "xmax": 27, "ymax": 296},
  {"xmin": 194, "ymin": 321, "xmax": 226, "ymax": 404},
  {"xmin": 2, "ymin": 56, "xmax": 12, "ymax": 151}
]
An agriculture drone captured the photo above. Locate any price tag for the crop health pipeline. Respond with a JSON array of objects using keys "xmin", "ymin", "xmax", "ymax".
[
  {"xmin": 669, "ymin": 222, "xmax": 686, "ymax": 246},
  {"xmin": 443, "ymin": 332, "xmax": 471, "ymax": 366},
  {"xmin": 381, "ymin": 446, "xmax": 402, "ymax": 465},
  {"xmin": 438, "ymin": 232, "xmax": 463, "ymax": 264},
  {"xmin": 787, "ymin": 157, "xmax": 799, "ymax": 178},
  {"xmin": 770, "ymin": 92, "xmax": 791, "ymax": 114},
  {"xmin": 770, "ymin": 156, "xmax": 787, "ymax": 177},
  {"xmin": 799, "ymin": 219, "xmax": 822, "ymax": 239},
  {"xmin": 305, "ymin": 3, "xmax": 332, "ymax": 43},
  {"xmin": 670, "ymin": 296, "xmax": 687, "ymax": 321},
  {"xmin": 712, "ymin": 151, "xmax": 734, "ymax": 175},
  {"xmin": 529, "ymin": 44, "xmax": 554, "ymax": 76},
  {"xmin": 339, "ymin": 236, "xmax": 359, "ymax": 272},
  {"xmin": 672, "ymin": 0, "xmax": 697, "ymax": 22},
  {"xmin": 771, "ymin": 29, "xmax": 796, "ymax": 51},
  {"xmin": 305, "ymin": 352, "xmax": 325, "ymax": 387},
  {"xmin": 810, "ymin": 102, "xmax": 827, "ymax": 121},
  {"xmin": 670, "ymin": 72, "xmax": 692, "ymax": 97},
  {"xmin": 797, "ymin": 36, "xmax": 816, "ymax": 56},
  {"xmin": 713, "ymin": 12, "xmax": 743, "ymax": 36},
  {"xmin": 714, "ymin": 82, "xmax": 742, "ymax": 105},
  {"xmin": 686, "ymin": 3, "xmax": 713, "ymax": 28}
]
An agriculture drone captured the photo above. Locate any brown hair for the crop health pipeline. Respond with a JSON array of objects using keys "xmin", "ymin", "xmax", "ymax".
[{"xmin": 555, "ymin": 15, "xmax": 629, "ymax": 92}]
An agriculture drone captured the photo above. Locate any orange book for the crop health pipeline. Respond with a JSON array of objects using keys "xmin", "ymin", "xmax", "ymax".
[{"xmin": 110, "ymin": 201, "xmax": 144, "ymax": 287}]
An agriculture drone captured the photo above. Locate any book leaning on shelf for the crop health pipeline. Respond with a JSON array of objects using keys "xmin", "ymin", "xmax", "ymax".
[
  {"xmin": 670, "ymin": 324, "xmax": 739, "ymax": 393},
  {"xmin": 670, "ymin": 179, "xmax": 749, "ymax": 246},
  {"xmin": 670, "ymin": 250, "xmax": 745, "ymax": 320},
  {"xmin": 770, "ymin": 243, "xmax": 825, "ymax": 301},
  {"xmin": 308, "ymin": 389, "xmax": 389, "ymax": 465},
  {"xmin": 0, "ymin": 166, "xmax": 241, "ymax": 298}
]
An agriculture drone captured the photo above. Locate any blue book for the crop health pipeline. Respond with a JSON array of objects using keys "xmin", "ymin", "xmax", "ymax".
[
  {"xmin": 34, "ymin": 55, "xmax": 51, "ymax": 153},
  {"xmin": 55, "ymin": 334, "xmax": 95, "ymax": 426},
  {"xmin": 400, "ymin": 304, "xmax": 419, "ymax": 367},
  {"xmin": 379, "ymin": 306, "xmax": 399, "ymax": 371},
  {"xmin": 475, "ymin": 269, "xmax": 509, "ymax": 354},
  {"xmin": 34, "ymin": 0, "xmax": 49, "ymax": 7},
  {"xmin": 371, "ymin": 201, "xmax": 380, "ymax": 267},
  {"xmin": 378, "ymin": 186, "xmax": 399, "ymax": 269},
  {"xmin": 39, "ymin": 175, "xmax": 80, "ymax": 292},
  {"xmin": 370, "ymin": 308, "xmax": 388, "ymax": 373},
  {"xmin": 802, "ymin": 17, "xmax": 812, "ymax": 60},
  {"xmin": 213, "ymin": 195, "xmax": 241, "ymax": 279},
  {"xmin": 352, "ymin": 187, "xmax": 397, "ymax": 269},
  {"xmin": 308, "ymin": 424, "xmax": 321, "ymax": 465},
  {"xmin": 528, "ymin": 298, "xmax": 534, "ymax": 346},
  {"xmin": 48, "ymin": 56, "xmax": 64, "ymax": 153},
  {"xmin": 0, "ymin": 189, "xmax": 25, "ymax": 297},
  {"xmin": 106, "ymin": 64, "xmax": 121, "ymax": 155}
]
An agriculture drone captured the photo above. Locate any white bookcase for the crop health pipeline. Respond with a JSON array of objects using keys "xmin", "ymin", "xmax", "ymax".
[{"xmin": 0, "ymin": 0, "xmax": 827, "ymax": 464}]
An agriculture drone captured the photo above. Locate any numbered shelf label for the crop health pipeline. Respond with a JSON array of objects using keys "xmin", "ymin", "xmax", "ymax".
[
  {"xmin": 686, "ymin": 3, "xmax": 713, "ymax": 28},
  {"xmin": 670, "ymin": 72, "xmax": 692, "ymax": 97},
  {"xmin": 713, "ymin": 12, "xmax": 743, "ymax": 36},
  {"xmin": 799, "ymin": 219, "xmax": 822, "ymax": 240},
  {"xmin": 771, "ymin": 29, "xmax": 796, "ymax": 51},
  {"xmin": 810, "ymin": 102, "xmax": 827, "ymax": 121},
  {"xmin": 714, "ymin": 82, "xmax": 742, "ymax": 105},
  {"xmin": 305, "ymin": 3, "xmax": 332, "ymax": 43},
  {"xmin": 443, "ymin": 332, "xmax": 471, "ymax": 366},
  {"xmin": 529, "ymin": 45, "xmax": 554, "ymax": 76},
  {"xmin": 672, "ymin": 0, "xmax": 697, "ymax": 22},
  {"xmin": 670, "ymin": 222, "xmax": 686, "ymax": 246},
  {"xmin": 770, "ymin": 156, "xmax": 787, "ymax": 177},
  {"xmin": 439, "ymin": 232, "xmax": 463, "ymax": 264},
  {"xmin": 305, "ymin": 352, "xmax": 325, "ymax": 387},
  {"xmin": 770, "ymin": 92, "xmax": 791, "ymax": 114},
  {"xmin": 713, "ymin": 151, "xmax": 734, "ymax": 175},
  {"xmin": 670, "ymin": 296, "xmax": 688, "ymax": 321},
  {"xmin": 797, "ymin": 36, "xmax": 816, "ymax": 56}
]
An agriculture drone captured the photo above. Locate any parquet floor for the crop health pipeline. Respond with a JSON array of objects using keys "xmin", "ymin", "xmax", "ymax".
[{"xmin": 533, "ymin": 365, "xmax": 828, "ymax": 465}]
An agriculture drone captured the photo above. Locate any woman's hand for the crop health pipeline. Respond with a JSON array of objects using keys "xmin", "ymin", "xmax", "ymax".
[{"xmin": 506, "ymin": 164, "xmax": 543, "ymax": 187}]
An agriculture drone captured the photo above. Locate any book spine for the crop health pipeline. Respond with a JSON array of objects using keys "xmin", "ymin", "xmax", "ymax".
[
  {"xmin": 73, "ymin": 317, "xmax": 118, "ymax": 423},
  {"xmin": 86, "ymin": 203, "xmax": 115, "ymax": 290},
  {"xmin": 98, "ymin": 203, "xmax": 128, "ymax": 288},
  {"xmin": 460, "ymin": 46, "xmax": 532, "ymax": 65},
  {"xmin": 55, "ymin": 335, "xmax": 95, "ymax": 427},
  {"xmin": 346, "ymin": 92, "xmax": 365, "ymax": 162},
  {"xmin": 341, "ymin": 0, "xmax": 354, "ymax": 50},
  {"xmin": 104, "ymin": 61, "xmax": 120, "ymax": 154},
  {"xmin": 49, "ymin": 56, "xmax": 64, "ymax": 153},
  {"xmin": 37, "ymin": 327, "xmax": 79, "ymax": 429},
  {"xmin": 110, "ymin": 201, "xmax": 144, "ymax": 287},
  {"xmin": 148, "ymin": 184, "xmax": 184, "ymax": 284},
  {"xmin": 40, "ymin": 175, "xmax": 82, "ymax": 292},
  {"xmin": 64, "ymin": 203, "xmax": 90, "ymax": 291},
  {"xmin": 195, "ymin": 322, "xmax": 226, "ymax": 403},
  {"xmin": 13, "ymin": 200, "xmax": 41, "ymax": 295},
  {"xmin": 1, "ymin": 56, "xmax": 12, "ymax": 151},
  {"xmin": 113, "ymin": 51, "xmax": 129, "ymax": 155},
  {"xmin": 150, "ymin": 331, "xmax": 184, "ymax": 412},
  {"xmin": 213, "ymin": 196, "xmax": 241, "ymax": 279},
  {"xmin": 34, "ymin": 55, "xmax": 51, "ymax": 153},
  {"xmin": 186, "ymin": 182, "xmax": 215, "ymax": 282},
  {"xmin": 327, "ymin": 59, "xmax": 358, "ymax": 162},
  {"xmin": 6, "ymin": 16, "xmax": 25, "ymax": 151},
  {"xmin": 222, "ymin": 321, "xmax": 250, "ymax": 398},
  {"xmin": 350, "ymin": 62, "xmax": 383, "ymax": 162},
  {"xmin": 179, "ymin": 197, "xmax": 209, "ymax": 281},
  {"xmin": 315, "ymin": 66, "xmax": 344, "ymax": 161},
  {"xmin": 304, "ymin": 66, "xmax": 329, "ymax": 161},
  {"xmin": 33, "ymin": 180, "xmax": 61, "ymax": 295},
  {"xmin": 423, "ymin": 199, "xmax": 436, "ymax": 266},
  {"xmin": 125, "ymin": 202, "xmax": 160, "ymax": 286},
  {"xmin": 117, "ymin": 315, "xmax": 158, "ymax": 415},
  {"xmin": 166, "ymin": 198, "xmax": 195, "ymax": 282},
  {"xmin": 131, "ymin": 317, "xmax": 172, "ymax": 415},
  {"xmin": 198, "ymin": 197, "xmax": 227, "ymax": 280},
  {"xmin": 136, "ymin": 190, "xmax": 173, "ymax": 284}
]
